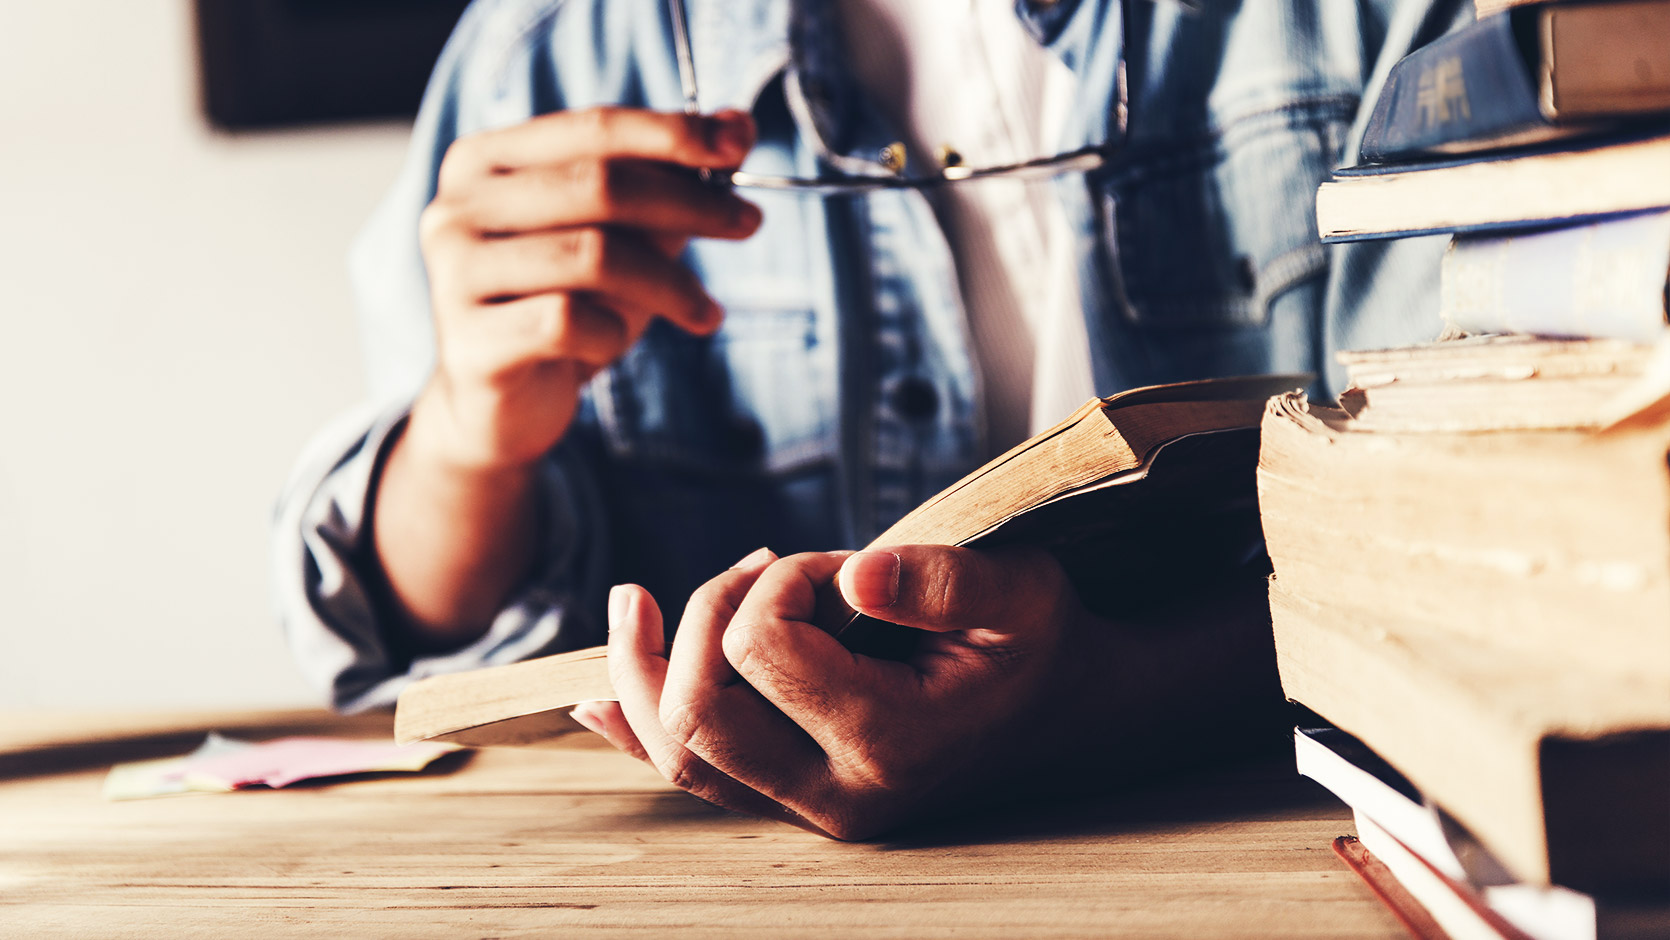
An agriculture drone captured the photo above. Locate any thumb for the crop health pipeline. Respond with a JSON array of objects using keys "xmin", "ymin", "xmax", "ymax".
[{"xmin": 837, "ymin": 544, "xmax": 1073, "ymax": 635}]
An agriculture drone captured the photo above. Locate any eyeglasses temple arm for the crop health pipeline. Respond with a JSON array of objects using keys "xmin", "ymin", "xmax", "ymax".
[{"xmin": 666, "ymin": 0, "xmax": 701, "ymax": 115}]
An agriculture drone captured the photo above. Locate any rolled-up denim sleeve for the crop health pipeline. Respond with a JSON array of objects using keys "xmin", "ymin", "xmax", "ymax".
[
  {"xmin": 271, "ymin": 0, "xmax": 613, "ymax": 711},
  {"xmin": 271, "ymin": 398, "xmax": 611, "ymax": 712}
]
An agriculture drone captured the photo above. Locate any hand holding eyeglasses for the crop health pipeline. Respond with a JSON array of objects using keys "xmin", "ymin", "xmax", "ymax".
[
  {"xmin": 410, "ymin": 106, "xmax": 763, "ymax": 472},
  {"xmin": 371, "ymin": 106, "xmax": 761, "ymax": 646}
]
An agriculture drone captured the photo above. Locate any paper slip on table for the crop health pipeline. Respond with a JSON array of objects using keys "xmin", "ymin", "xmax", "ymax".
[{"xmin": 0, "ymin": 709, "xmax": 1407, "ymax": 938}]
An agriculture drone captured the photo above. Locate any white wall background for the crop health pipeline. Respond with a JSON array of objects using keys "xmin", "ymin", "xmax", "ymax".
[{"xmin": 0, "ymin": 1, "xmax": 415, "ymax": 708}]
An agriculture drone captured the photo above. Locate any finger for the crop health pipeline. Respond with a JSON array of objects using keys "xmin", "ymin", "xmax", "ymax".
[
  {"xmin": 663, "ymin": 547, "xmax": 777, "ymax": 698},
  {"xmin": 605, "ymin": 583, "xmax": 807, "ymax": 822},
  {"xmin": 722, "ymin": 553, "xmax": 918, "ymax": 756},
  {"xmin": 441, "ymin": 107, "xmax": 756, "ymax": 185},
  {"xmin": 447, "ymin": 293, "xmax": 635, "ymax": 375},
  {"xmin": 659, "ymin": 551, "xmax": 831, "ymax": 799},
  {"xmin": 441, "ymin": 227, "xmax": 721, "ymax": 335},
  {"xmin": 458, "ymin": 160, "xmax": 763, "ymax": 239},
  {"xmin": 570, "ymin": 700, "xmax": 651, "ymax": 764},
  {"xmin": 838, "ymin": 544, "xmax": 1073, "ymax": 636},
  {"xmin": 646, "ymin": 232, "xmax": 689, "ymax": 260}
]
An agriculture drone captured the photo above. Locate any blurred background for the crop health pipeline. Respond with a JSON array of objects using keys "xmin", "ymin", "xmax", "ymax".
[{"xmin": 0, "ymin": 0, "xmax": 466, "ymax": 708}]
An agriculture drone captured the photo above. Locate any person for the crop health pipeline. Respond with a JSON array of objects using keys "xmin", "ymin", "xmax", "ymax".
[{"xmin": 274, "ymin": 0, "xmax": 1466, "ymax": 838}]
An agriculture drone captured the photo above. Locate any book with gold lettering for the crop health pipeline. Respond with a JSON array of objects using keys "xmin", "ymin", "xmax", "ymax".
[{"xmin": 1358, "ymin": 1, "xmax": 1670, "ymax": 164}]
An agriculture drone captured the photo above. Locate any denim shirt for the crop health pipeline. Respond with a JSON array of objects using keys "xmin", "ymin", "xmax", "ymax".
[{"xmin": 273, "ymin": 0, "xmax": 1467, "ymax": 710}]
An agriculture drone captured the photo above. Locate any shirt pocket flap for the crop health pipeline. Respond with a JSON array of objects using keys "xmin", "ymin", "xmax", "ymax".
[{"xmin": 1098, "ymin": 102, "xmax": 1352, "ymax": 330}]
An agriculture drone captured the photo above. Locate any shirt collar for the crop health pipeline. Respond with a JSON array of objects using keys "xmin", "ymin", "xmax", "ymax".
[
  {"xmin": 687, "ymin": 0, "xmax": 877, "ymax": 171},
  {"xmin": 685, "ymin": 0, "xmax": 791, "ymax": 114},
  {"xmin": 684, "ymin": 0, "xmax": 1095, "ymax": 173}
]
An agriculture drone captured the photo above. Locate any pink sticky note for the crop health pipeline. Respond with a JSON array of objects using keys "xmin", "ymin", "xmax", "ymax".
[{"xmin": 181, "ymin": 737, "xmax": 460, "ymax": 789}]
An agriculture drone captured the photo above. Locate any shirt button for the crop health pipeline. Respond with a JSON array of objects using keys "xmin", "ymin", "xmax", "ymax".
[{"xmin": 888, "ymin": 377, "xmax": 939, "ymax": 421}]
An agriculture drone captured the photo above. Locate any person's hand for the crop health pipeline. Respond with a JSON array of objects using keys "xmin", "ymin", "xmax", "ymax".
[
  {"xmin": 369, "ymin": 107, "xmax": 762, "ymax": 644},
  {"xmin": 571, "ymin": 545, "xmax": 1091, "ymax": 839},
  {"xmin": 408, "ymin": 107, "xmax": 763, "ymax": 471}
]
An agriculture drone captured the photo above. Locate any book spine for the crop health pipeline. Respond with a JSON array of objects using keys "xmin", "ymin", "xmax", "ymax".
[
  {"xmin": 1440, "ymin": 210, "xmax": 1670, "ymax": 341},
  {"xmin": 1361, "ymin": 12, "xmax": 1546, "ymax": 163}
]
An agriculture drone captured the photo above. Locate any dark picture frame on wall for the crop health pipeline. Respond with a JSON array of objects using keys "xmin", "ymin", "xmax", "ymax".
[{"xmin": 194, "ymin": 0, "xmax": 472, "ymax": 130}]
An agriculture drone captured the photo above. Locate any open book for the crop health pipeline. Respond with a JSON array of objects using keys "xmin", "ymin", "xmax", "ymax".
[{"xmin": 394, "ymin": 374, "xmax": 1304, "ymax": 748}]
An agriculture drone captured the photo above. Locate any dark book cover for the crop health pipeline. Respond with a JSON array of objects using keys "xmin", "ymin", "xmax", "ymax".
[{"xmin": 1360, "ymin": 9, "xmax": 1552, "ymax": 164}]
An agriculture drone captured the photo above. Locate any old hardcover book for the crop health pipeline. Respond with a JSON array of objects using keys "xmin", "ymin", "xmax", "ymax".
[
  {"xmin": 1438, "ymin": 210, "xmax": 1670, "ymax": 343},
  {"xmin": 1271, "ymin": 579, "xmax": 1670, "ymax": 894},
  {"xmin": 1315, "ymin": 131, "xmax": 1670, "ymax": 242},
  {"xmin": 1361, "ymin": 1, "xmax": 1670, "ymax": 163},
  {"xmin": 1259, "ymin": 370, "xmax": 1670, "ymax": 893},
  {"xmin": 395, "ymin": 374, "xmax": 1302, "ymax": 748},
  {"xmin": 1263, "ymin": 354, "xmax": 1670, "ymax": 677},
  {"xmin": 1333, "ymin": 334, "xmax": 1664, "ymax": 434}
]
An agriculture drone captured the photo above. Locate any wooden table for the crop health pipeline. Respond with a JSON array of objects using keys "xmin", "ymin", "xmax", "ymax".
[{"xmin": 0, "ymin": 710, "xmax": 1404, "ymax": 938}]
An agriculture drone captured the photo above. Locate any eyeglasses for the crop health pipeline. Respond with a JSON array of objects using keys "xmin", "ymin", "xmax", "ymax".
[{"xmin": 665, "ymin": 0, "xmax": 1118, "ymax": 195}]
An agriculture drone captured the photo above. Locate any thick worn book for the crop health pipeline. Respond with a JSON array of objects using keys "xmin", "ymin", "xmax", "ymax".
[
  {"xmin": 1264, "ymin": 342, "xmax": 1670, "ymax": 678},
  {"xmin": 1315, "ymin": 131, "xmax": 1670, "ymax": 242},
  {"xmin": 1333, "ymin": 334, "xmax": 1665, "ymax": 434},
  {"xmin": 1259, "ymin": 353, "xmax": 1670, "ymax": 892},
  {"xmin": 394, "ymin": 374, "xmax": 1302, "ymax": 748},
  {"xmin": 1439, "ymin": 210, "xmax": 1670, "ymax": 343},
  {"xmin": 1270, "ymin": 575, "xmax": 1670, "ymax": 895},
  {"xmin": 1360, "ymin": 1, "xmax": 1670, "ymax": 163}
]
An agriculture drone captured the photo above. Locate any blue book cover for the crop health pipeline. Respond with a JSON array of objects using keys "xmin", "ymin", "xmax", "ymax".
[
  {"xmin": 1441, "ymin": 210, "xmax": 1670, "ymax": 342},
  {"xmin": 1336, "ymin": 125, "xmax": 1670, "ymax": 178},
  {"xmin": 1360, "ymin": 11, "xmax": 1552, "ymax": 163}
]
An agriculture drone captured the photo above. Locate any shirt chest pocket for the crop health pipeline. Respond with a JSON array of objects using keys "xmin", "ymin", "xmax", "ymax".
[
  {"xmin": 592, "ymin": 307, "xmax": 838, "ymax": 478},
  {"xmin": 1096, "ymin": 100, "xmax": 1354, "ymax": 330}
]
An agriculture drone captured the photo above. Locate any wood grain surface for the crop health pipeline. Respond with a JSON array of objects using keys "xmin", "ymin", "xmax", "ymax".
[{"xmin": 0, "ymin": 710, "xmax": 1405, "ymax": 938}]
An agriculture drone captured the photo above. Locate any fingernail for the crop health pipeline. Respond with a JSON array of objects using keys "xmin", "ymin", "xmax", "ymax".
[
  {"xmin": 733, "ymin": 546, "xmax": 777, "ymax": 570},
  {"xmin": 709, "ymin": 110, "xmax": 755, "ymax": 160},
  {"xmin": 843, "ymin": 551, "xmax": 900, "ymax": 609},
  {"xmin": 608, "ymin": 584, "xmax": 631, "ymax": 631}
]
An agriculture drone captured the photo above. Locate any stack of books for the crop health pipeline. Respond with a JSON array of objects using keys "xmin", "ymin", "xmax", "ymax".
[
  {"xmin": 1273, "ymin": 2, "xmax": 1670, "ymax": 936},
  {"xmin": 1263, "ymin": 338, "xmax": 1670, "ymax": 938},
  {"xmin": 1320, "ymin": 0, "xmax": 1670, "ymax": 343}
]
